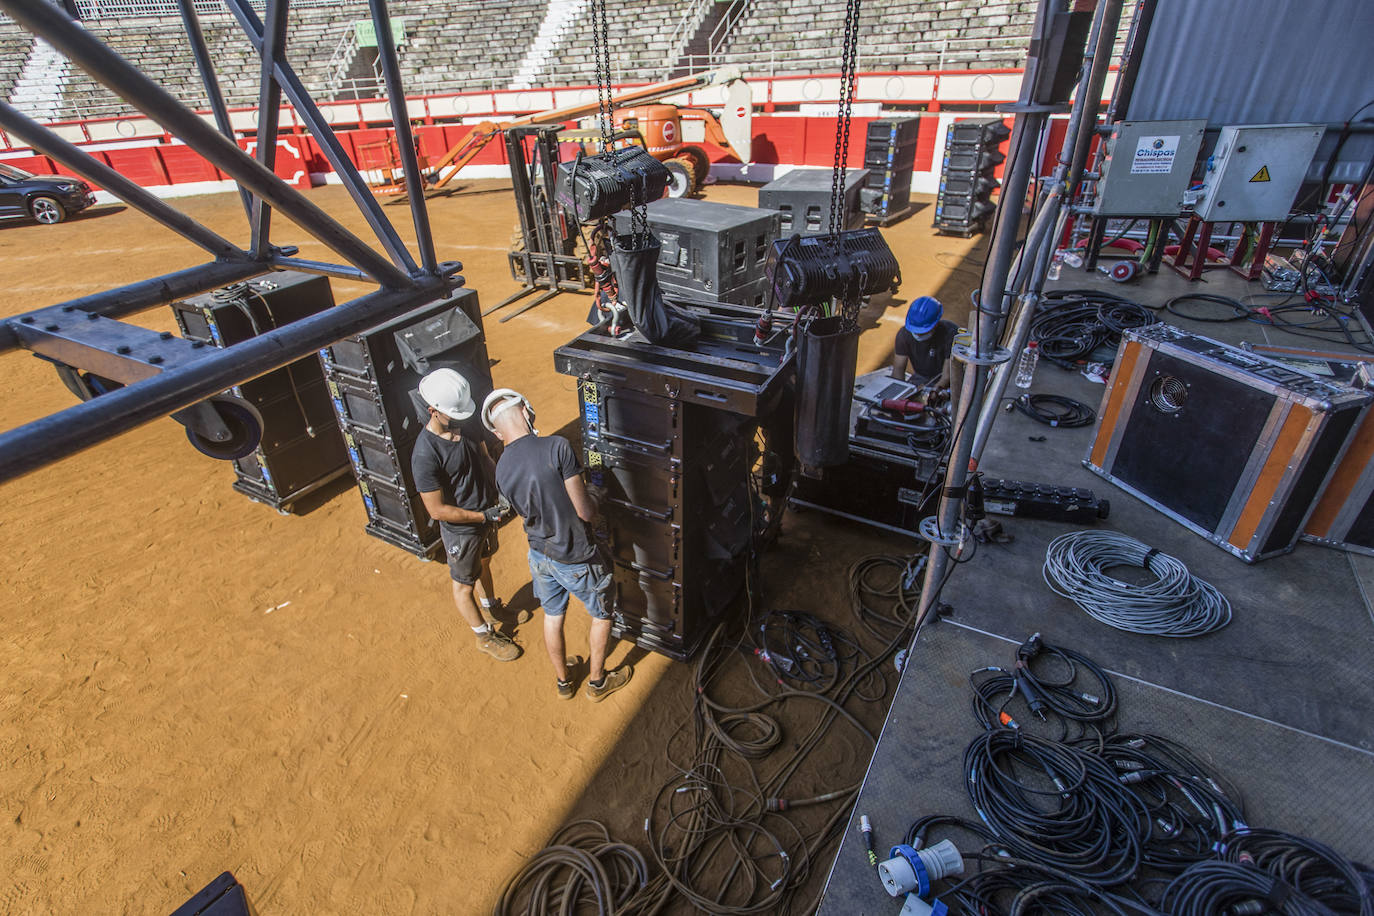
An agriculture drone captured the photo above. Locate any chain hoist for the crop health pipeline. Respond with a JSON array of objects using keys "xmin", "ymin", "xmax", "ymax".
[{"xmin": 588, "ymin": 0, "xmax": 650, "ymax": 248}]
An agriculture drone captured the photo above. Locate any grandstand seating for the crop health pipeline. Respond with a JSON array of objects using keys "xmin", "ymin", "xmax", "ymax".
[
  {"xmin": 34, "ymin": 1, "xmax": 545, "ymax": 121},
  {"xmin": 0, "ymin": 0, "xmax": 1128, "ymax": 121},
  {"xmin": 0, "ymin": 21, "xmax": 30, "ymax": 104},
  {"xmin": 720, "ymin": 0, "xmax": 1048, "ymax": 71},
  {"xmin": 539, "ymin": 0, "xmax": 692, "ymax": 86}
]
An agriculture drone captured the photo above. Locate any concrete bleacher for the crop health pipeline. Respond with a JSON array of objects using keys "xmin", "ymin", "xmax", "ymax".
[
  {"xmin": 41, "ymin": 1, "xmax": 543, "ymax": 120},
  {"xmin": 720, "ymin": 0, "xmax": 1045, "ymax": 72},
  {"xmin": 0, "ymin": 0, "xmax": 1134, "ymax": 120},
  {"xmin": 538, "ymin": 0, "xmax": 687, "ymax": 85},
  {"xmin": 387, "ymin": 0, "xmax": 544, "ymax": 96},
  {"xmin": 0, "ymin": 22, "xmax": 30, "ymax": 104}
]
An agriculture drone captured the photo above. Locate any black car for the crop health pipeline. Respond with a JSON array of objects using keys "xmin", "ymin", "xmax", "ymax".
[{"xmin": 0, "ymin": 162, "xmax": 96, "ymax": 224}]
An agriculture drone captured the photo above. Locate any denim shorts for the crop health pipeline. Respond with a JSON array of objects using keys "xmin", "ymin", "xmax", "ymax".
[{"xmin": 528, "ymin": 548, "xmax": 613, "ymax": 619}]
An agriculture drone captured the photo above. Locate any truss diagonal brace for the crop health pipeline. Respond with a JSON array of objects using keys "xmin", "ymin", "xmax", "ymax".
[
  {"xmin": 224, "ymin": 0, "xmax": 422, "ymax": 276},
  {"xmin": 0, "ymin": 0, "xmax": 412, "ymax": 289}
]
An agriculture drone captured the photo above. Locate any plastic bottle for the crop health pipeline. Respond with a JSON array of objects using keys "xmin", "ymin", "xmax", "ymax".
[
  {"xmin": 1047, "ymin": 250, "xmax": 1065, "ymax": 281},
  {"xmin": 1013, "ymin": 341, "xmax": 1039, "ymax": 389}
]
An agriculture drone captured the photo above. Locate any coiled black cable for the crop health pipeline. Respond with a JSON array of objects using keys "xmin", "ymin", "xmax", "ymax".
[
  {"xmin": 1100, "ymin": 734, "xmax": 1247, "ymax": 875},
  {"xmin": 969, "ymin": 634, "xmax": 1117, "ymax": 739},
  {"xmin": 963, "ymin": 729, "xmax": 1150, "ymax": 886},
  {"xmin": 1032, "ymin": 289, "xmax": 1158, "ymax": 369},
  {"xmin": 753, "ymin": 610, "xmax": 869, "ymax": 695},
  {"xmin": 1220, "ymin": 829, "xmax": 1374, "ymax": 916},
  {"xmin": 1008, "ymin": 393, "xmax": 1096, "ymax": 428},
  {"xmin": 1161, "ymin": 860, "xmax": 1331, "ymax": 916}
]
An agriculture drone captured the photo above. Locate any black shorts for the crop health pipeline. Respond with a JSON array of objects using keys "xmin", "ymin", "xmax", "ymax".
[{"xmin": 441, "ymin": 523, "xmax": 497, "ymax": 585}]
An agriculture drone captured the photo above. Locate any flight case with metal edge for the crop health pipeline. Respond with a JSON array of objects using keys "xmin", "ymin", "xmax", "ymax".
[
  {"xmin": 319, "ymin": 287, "xmax": 491, "ymax": 559},
  {"xmin": 170, "ymin": 271, "xmax": 350, "ymax": 512},
  {"xmin": 555, "ymin": 299, "xmax": 795, "ymax": 661},
  {"xmin": 1304, "ymin": 402, "xmax": 1374, "ymax": 556},
  {"xmin": 614, "ymin": 198, "xmax": 781, "ymax": 309},
  {"xmin": 1084, "ymin": 324, "xmax": 1370, "ymax": 562}
]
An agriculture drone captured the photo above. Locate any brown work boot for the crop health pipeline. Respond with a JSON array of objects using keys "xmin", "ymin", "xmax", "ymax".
[
  {"xmin": 585, "ymin": 665, "xmax": 632, "ymax": 702},
  {"xmin": 476, "ymin": 629, "xmax": 520, "ymax": 662}
]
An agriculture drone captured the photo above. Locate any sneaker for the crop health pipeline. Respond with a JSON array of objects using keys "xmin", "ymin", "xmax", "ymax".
[
  {"xmin": 585, "ymin": 665, "xmax": 632, "ymax": 702},
  {"xmin": 476, "ymin": 629, "xmax": 520, "ymax": 662},
  {"xmin": 556, "ymin": 677, "xmax": 576, "ymax": 700}
]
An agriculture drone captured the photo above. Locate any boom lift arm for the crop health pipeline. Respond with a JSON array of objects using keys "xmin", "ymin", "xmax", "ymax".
[{"xmin": 380, "ymin": 67, "xmax": 751, "ymax": 195}]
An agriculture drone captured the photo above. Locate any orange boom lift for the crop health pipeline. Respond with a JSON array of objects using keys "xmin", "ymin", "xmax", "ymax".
[{"xmin": 367, "ymin": 68, "xmax": 753, "ymax": 197}]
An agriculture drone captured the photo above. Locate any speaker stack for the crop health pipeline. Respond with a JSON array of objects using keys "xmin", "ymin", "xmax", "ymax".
[
  {"xmin": 170, "ymin": 271, "xmax": 348, "ymax": 513},
  {"xmin": 614, "ymin": 198, "xmax": 781, "ymax": 309},
  {"xmin": 933, "ymin": 118, "xmax": 1009, "ymax": 237},
  {"xmin": 758, "ymin": 167, "xmax": 869, "ymax": 237},
  {"xmin": 318, "ymin": 288, "xmax": 493, "ymax": 558},
  {"xmin": 862, "ymin": 117, "xmax": 920, "ymax": 225}
]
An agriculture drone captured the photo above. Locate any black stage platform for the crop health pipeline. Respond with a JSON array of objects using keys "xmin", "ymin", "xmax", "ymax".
[{"xmin": 816, "ymin": 270, "xmax": 1374, "ymax": 913}]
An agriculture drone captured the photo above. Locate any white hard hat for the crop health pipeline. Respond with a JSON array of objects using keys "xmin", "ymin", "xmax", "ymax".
[
  {"xmin": 481, "ymin": 387, "xmax": 531, "ymax": 433},
  {"xmin": 418, "ymin": 368, "xmax": 475, "ymax": 420}
]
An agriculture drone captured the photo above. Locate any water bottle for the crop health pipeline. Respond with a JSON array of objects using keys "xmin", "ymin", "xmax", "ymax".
[
  {"xmin": 1014, "ymin": 341, "xmax": 1039, "ymax": 389},
  {"xmin": 1047, "ymin": 250, "xmax": 1065, "ymax": 281}
]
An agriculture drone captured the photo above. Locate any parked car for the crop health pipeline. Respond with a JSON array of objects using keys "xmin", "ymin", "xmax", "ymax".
[{"xmin": 0, "ymin": 163, "xmax": 96, "ymax": 224}]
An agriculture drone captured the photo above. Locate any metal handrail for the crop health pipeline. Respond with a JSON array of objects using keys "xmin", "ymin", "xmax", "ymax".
[
  {"xmin": 322, "ymin": 23, "xmax": 359, "ymax": 100},
  {"xmin": 73, "ymin": 0, "xmax": 352, "ymax": 19},
  {"xmin": 708, "ymin": 0, "xmax": 750, "ymax": 60},
  {"xmin": 661, "ymin": 0, "xmax": 713, "ymax": 80}
]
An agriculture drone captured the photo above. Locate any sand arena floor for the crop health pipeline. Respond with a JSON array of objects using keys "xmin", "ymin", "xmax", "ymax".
[{"xmin": 0, "ymin": 179, "xmax": 985, "ymax": 914}]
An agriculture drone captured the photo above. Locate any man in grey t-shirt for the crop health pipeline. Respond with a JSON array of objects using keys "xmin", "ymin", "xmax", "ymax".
[
  {"xmin": 486, "ymin": 389, "xmax": 633, "ymax": 702},
  {"xmin": 413, "ymin": 369, "xmax": 520, "ymax": 662}
]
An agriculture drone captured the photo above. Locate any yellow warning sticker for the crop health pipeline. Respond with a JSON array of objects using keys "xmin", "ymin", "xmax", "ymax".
[{"xmin": 1249, "ymin": 165, "xmax": 1271, "ymax": 183}]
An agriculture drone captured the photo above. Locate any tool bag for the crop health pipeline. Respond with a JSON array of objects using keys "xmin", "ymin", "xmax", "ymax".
[{"xmin": 610, "ymin": 232, "xmax": 701, "ymax": 347}]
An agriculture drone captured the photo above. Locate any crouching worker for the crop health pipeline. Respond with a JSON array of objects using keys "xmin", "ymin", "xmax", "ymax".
[
  {"xmin": 891, "ymin": 296, "xmax": 957, "ymax": 392},
  {"xmin": 483, "ymin": 388, "xmax": 633, "ymax": 702},
  {"xmin": 413, "ymin": 369, "xmax": 520, "ymax": 662}
]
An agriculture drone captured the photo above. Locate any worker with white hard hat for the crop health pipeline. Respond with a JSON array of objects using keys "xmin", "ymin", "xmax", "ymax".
[
  {"xmin": 485, "ymin": 388, "xmax": 633, "ymax": 702},
  {"xmin": 412, "ymin": 368, "xmax": 520, "ymax": 662}
]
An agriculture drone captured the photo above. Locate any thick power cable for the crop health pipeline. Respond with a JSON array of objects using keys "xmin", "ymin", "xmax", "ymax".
[{"xmin": 1042, "ymin": 531, "xmax": 1232, "ymax": 636}]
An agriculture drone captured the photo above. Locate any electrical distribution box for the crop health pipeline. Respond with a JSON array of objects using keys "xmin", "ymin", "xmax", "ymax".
[
  {"xmin": 1093, "ymin": 119, "xmax": 1206, "ymax": 217},
  {"xmin": 1195, "ymin": 124, "xmax": 1325, "ymax": 222}
]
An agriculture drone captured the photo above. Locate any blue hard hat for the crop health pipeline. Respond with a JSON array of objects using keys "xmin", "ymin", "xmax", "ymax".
[{"xmin": 905, "ymin": 296, "xmax": 944, "ymax": 336}]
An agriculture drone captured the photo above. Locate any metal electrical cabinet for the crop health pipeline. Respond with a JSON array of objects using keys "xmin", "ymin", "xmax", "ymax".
[
  {"xmin": 555, "ymin": 300, "xmax": 793, "ymax": 661},
  {"xmin": 1195, "ymin": 124, "xmax": 1325, "ymax": 222},
  {"xmin": 319, "ymin": 288, "xmax": 493, "ymax": 558},
  {"xmin": 170, "ymin": 271, "xmax": 349, "ymax": 512},
  {"xmin": 614, "ymin": 198, "xmax": 781, "ymax": 308},
  {"xmin": 1085, "ymin": 325, "xmax": 1369, "ymax": 562},
  {"xmin": 1093, "ymin": 119, "xmax": 1206, "ymax": 216}
]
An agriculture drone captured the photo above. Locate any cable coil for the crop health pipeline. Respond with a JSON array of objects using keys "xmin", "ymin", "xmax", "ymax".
[{"xmin": 1042, "ymin": 531, "xmax": 1232, "ymax": 637}]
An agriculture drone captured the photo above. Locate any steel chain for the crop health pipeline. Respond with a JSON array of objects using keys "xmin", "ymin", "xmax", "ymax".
[
  {"xmin": 592, "ymin": 0, "xmax": 613, "ymax": 153},
  {"xmin": 829, "ymin": 0, "xmax": 862, "ymax": 237}
]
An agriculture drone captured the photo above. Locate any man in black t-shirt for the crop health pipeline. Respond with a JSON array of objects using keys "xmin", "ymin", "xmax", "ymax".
[
  {"xmin": 412, "ymin": 369, "xmax": 520, "ymax": 662},
  {"xmin": 485, "ymin": 389, "xmax": 633, "ymax": 703},
  {"xmin": 892, "ymin": 296, "xmax": 957, "ymax": 390}
]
